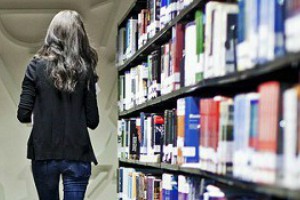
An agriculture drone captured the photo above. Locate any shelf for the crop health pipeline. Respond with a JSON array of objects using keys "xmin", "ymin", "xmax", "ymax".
[
  {"xmin": 119, "ymin": 158, "xmax": 300, "ymax": 199},
  {"xmin": 117, "ymin": 0, "xmax": 206, "ymax": 72},
  {"xmin": 118, "ymin": 0, "xmax": 147, "ymax": 29},
  {"xmin": 119, "ymin": 52, "xmax": 300, "ymax": 118}
]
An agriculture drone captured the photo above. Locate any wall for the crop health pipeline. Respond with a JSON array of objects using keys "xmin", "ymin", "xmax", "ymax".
[{"xmin": 0, "ymin": 0, "xmax": 132, "ymax": 199}]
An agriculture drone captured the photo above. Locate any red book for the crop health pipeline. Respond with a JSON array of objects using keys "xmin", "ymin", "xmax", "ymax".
[
  {"xmin": 210, "ymin": 98, "xmax": 221, "ymax": 152},
  {"xmin": 200, "ymin": 99, "xmax": 206, "ymax": 151},
  {"xmin": 170, "ymin": 23, "xmax": 184, "ymax": 91},
  {"xmin": 258, "ymin": 81, "xmax": 283, "ymax": 153}
]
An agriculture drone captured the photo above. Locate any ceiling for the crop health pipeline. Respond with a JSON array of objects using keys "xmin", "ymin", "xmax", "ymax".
[
  {"xmin": 0, "ymin": 0, "xmax": 132, "ymax": 104},
  {"xmin": 0, "ymin": 0, "xmax": 132, "ymax": 53}
]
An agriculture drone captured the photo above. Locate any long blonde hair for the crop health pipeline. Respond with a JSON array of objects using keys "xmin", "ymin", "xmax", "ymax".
[{"xmin": 37, "ymin": 10, "xmax": 98, "ymax": 92}]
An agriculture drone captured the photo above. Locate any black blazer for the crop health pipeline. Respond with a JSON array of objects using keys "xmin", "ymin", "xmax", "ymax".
[{"xmin": 17, "ymin": 58, "xmax": 99, "ymax": 165}]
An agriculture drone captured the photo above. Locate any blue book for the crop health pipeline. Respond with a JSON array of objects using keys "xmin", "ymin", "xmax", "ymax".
[
  {"xmin": 258, "ymin": 0, "xmax": 269, "ymax": 64},
  {"xmin": 249, "ymin": 96, "xmax": 259, "ymax": 148},
  {"xmin": 184, "ymin": 96, "xmax": 200, "ymax": 163},
  {"xmin": 237, "ymin": 0, "xmax": 245, "ymax": 44},
  {"xmin": 273, "ymin": 0, "xmax": 285, "ymax": 57},
  {"xmin": 170, "ymin": 176, "xmax": 178, "ymax": 200},
  {"xmin": 128, "ymin": 173, "xmax": 132, "ymax": 199},
  {"xmin": 233, "ymin": 95, "xmax": 247, "ymax": 152},
  {"xmin": 163, "ymin": 174, "xmax": 178, "ymax": 200}
]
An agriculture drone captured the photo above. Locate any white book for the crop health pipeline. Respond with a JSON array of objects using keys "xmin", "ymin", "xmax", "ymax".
[
  {"xmin": 184, "ymin": 22, "xmax": 196, "ymax": 86},
  {"xmin": 125, "ymin": 71, "xmax": 132, "ymax": 110},
  {"xmin": 283, "ymin": 86, "xmax": 300, "ymax": 188},
  {"xmin": 220, "ymin": 4, "xmax": 238, "ymax": 76},
  {"xmin": 206, "ymin": 2, "xmax": 238, "ymax": 78},
  {"xmin": 285, "ymin": 0, "xmax": 300, "ymax": 52},
  {"xmin": 146, "ymin": 116, "xmax": 153, "ymax": 156},
  {"xmin": 118, "ymin": 120, "xmax": 122, "ymax": 159},
  {"xmin": 204, "ymin": 2, "xmax": 219, "ymax": 79},
  {"xmin": 129, "ymin": 19, "xmax": 138, "ymax": 58}
]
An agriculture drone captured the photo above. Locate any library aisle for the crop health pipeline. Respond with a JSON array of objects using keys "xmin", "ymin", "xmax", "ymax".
[
  {"xmin": 117, "ymin": 0, "xmax": 300, "ymax": 200},
  {"xmin": 0, "ymin": 0, "xmax": 133, "ymax": 199}
]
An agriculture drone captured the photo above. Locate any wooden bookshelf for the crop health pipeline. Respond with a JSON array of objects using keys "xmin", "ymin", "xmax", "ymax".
[
  {"xmin": 119, "ymin": 158, "xmax": 300, "ymax": 200},
  {"xmin": 119, "ymin": 52, "xmax": 300, "ymax": 117}
]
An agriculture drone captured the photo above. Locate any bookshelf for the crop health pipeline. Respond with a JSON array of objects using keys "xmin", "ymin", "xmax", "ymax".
[
  {"xmin": 117, "ymin": 0, "xmax": 206, "ymax": 72},
  {"xmin": 119, "ymin": 159, "xmax": 300, "ymax": 200},
  {"xmin": 119, "ymin": 52, "xmax": 300, "ymax": 117},
  {"xmin": 116, "ymin": 0, "xmax": 300, "ymax": 199}
]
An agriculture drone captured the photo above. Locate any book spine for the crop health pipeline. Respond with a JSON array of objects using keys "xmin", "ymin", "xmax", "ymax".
[
  {"xmin": 147, "ymin": 176, "xmax": 155, "ymax": 200},
  {"xmin": 273, "ymin": 0, "xmax": 285, "ymax": 58},
  {"xmin": 153, "ymin": 115, "xmax": 164, "ymax": 155},
  {"xmin": 184, "ymin": 97, "xmax": 200, "ymax": 163},
  {"xmin": 177, "ymin": 98, "xmax": 185, "ymax": 165},
  {"xmin": 184, "ymin": 22, "xmax": 196, "ymax": 86},
  {"xmin": 195, "ymin": 10, "xmax": 204, "ymax": 82}
]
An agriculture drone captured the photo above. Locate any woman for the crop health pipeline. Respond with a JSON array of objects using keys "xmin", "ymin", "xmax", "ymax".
[{"xmin": 17, "ymin": 10, "xmax": 99, "ymax": 200}]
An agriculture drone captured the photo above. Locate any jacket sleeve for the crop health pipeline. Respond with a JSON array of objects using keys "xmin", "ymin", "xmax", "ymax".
[
  {"xmin": 85, "ymin": 76, "xmax": 99, "ymax": 130},
  {"xmin": 17, "ymin": 59, "xmax": 37, "ymax": 123}
]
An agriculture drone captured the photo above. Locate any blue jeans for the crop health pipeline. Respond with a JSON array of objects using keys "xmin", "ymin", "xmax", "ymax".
[{"xmin": 31, "ymin": 160, "xmax": 91, "ymax": 200}]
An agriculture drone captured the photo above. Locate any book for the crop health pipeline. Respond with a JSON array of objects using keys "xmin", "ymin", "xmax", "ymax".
[
  {"xmin": 204, "ymin": 2, "xmax": 238, "ymax": 78},
  {"xmin": 177, "ymin": 98, "xmax": 185, "ymax": 165},
  {"xmin": 138, "ymin": 9, "xmax": 148, "ymax": 49},
  {"xmin": 283, "ymin": 85, "xmax": 300, "ymax": 189},
  {"xmin": 169, "ymin": 23, "xmax": 184, "ymax": 92},
  {"xmin": 161, "ymin": 43, "xmax": 171, "ymax": 95},
  {"xmin": 147, "ymin": 0, "xmax": 161, "ymax": 39},
  {"xmin": 148, "ymin": 49, "xmax": 162, "ymax": 99},
  {"xmin": 183, "ymin": 97, "xmax": 200, "ymax": 164},
  {"xmin": 233, "ymin": 93, "xmax": 259, "ymax": 180},
  {"xmin": 168, "ymin": 0, "xmax": 178, "ymax": 22},
  {"xmin": 255, "ymin": 81, "xmax": 286, "ymax": 184},
  {"xmin": 217, "ymin": 98, "xmax": 234, "ymax": 175},
  {"xmin": 126, "ymin": 18, "xmax": 138, "ymax": 59},
  {"xmin": 160, "ymin": 0, "xmax": 168, "ymax": 29},
  {"xmin": 258, "ymin": 0, "xmax": 285, "ymax": 63},
  {"xmin": 285, "ymin": 0, "xmax": 300, "ymax": 52},
  {"xmin": 162, "ymin": 173, "xmax": 178, "ymax": 200},
  {"xmin": 178, "ymin": 175, "xmax": 188, "ymax": 200},
  {"xmin": 129, "ymin": 119, "xmax": 139, "ymax": 160},
  {"xmin": 116, "ymin": 27, "xmax": 127, "ymax": 66},
  {"xmin": 184, "ymin": 22, "xmax": 197, "ymax": 86},
  {"xmin": 195, "ymin": 10, "xmax": 205, "ymax": 83}
]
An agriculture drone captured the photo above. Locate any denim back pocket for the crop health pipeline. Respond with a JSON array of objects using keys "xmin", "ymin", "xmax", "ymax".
[{"xmin": 64, "ymin": 161, "xmax": 91, "ymax": 178}]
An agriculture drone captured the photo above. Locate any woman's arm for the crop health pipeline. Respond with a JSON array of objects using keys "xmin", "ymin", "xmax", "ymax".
[
  {"xmin": 85, "ymin": 76, "xmax": 99, "ymax": 130},
  {"xmin": 17, "ymin": 60, "xmax": 37, "ymax": 123}
]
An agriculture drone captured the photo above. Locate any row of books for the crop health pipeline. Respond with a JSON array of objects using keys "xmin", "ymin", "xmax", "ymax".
[
  {"xmin": 116, "ymin": 0, "xmax": 194, "ymax": 66},
  {"xmin": 118, "ymin": 0, "xmax": 300, "ymax": 112},
  {"xmin": 117, "ymin": 0, "xmax": 300, "ymax": 75},
  {"xmin": 238, "ymin": 0, "xmax": 300, "ymax": 70},
  {"xmin": 117, "ymin": 167, "xmax": 266, "ymax": 200},
  {"xmin": 118, "ymin": 81, "xmax": 300, "ymax": 187}
]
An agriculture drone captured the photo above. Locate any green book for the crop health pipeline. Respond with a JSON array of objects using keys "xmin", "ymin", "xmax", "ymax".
[{"xmin": 195, "ymin": 10, "xmax": 204, "ymax": 82}]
